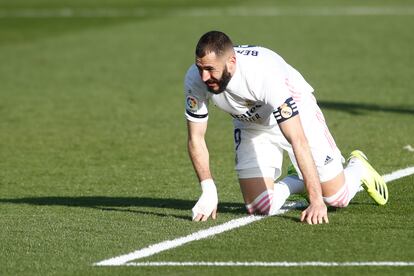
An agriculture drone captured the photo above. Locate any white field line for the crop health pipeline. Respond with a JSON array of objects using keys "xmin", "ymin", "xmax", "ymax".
[
  {"xmin": 94, "ymin": 166, "xmax": 414, "ymax": 267},
  {"xmin": 94, "ymin": 201, "xmax": 305, "ymax": 266},
  {"xmin": 125, "ymin": 261, "xmax": 414, "ymax": 267},
  {"xmin": 382, "ymin": 166, "xmax": 414, "ymax": 183},
  {"xmin": 1, "ymin": 6, "xmax": 414, "ymax": 18}
]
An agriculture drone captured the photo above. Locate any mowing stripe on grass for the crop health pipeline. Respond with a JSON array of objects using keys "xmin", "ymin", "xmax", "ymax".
[
  {"xmin": 1, "ymin": 6, "xmax": 414, "ymax": 18},
  {"xmin": 125, "ymin": 261, "xmax": 414, "ymax": 267},
  {"xmin": 94, "ymin": 166, "xmax": 414, "ymax": 266}
]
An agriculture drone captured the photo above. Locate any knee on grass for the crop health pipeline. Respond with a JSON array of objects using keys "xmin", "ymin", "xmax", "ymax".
[
  {"xmin": 245, "ymin": 190, "xmax": 273, "ymax": 215},
  {"xmin": 323, "ymin": 184, "xmax": 350, "ymax": 208}
]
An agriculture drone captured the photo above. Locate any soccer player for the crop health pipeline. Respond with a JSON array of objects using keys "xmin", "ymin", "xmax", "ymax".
[{"xmin": 184, "ymin": 31, "xmax": 388, "ymax": 224}]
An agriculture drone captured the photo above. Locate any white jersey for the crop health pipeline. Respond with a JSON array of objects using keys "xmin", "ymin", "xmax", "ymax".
[{"xmin": 184, "ymin": 46, "xmax": 314, "ymax": 129}]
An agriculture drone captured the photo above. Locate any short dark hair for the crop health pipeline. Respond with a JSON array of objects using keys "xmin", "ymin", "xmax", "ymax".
[{"xmin": 195, "ymin": 31, "xmax": 234, "ymax": 58}]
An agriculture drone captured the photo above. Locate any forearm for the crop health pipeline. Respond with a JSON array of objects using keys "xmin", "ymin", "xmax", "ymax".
[
  {"xmin": 186, "ymin": 121, "xmax": 217, "ymax": 221},
  {"xmin": 291, "ymin": 139, "xmax": 323, "ymax": 204},
  {"xmin": 292, "ymin": 140, "xmax": 323, "ymax": 204},
  {"xmin": 188, "ymin": 138, "xmax": 212, "ymax": 182},
  {"xmin": 278, "ymin": 115, "xmax": 328, "ymax": 224},
  {"xmin": 278, "ymin": 115, "xmax": 323, "ymax": 204}
]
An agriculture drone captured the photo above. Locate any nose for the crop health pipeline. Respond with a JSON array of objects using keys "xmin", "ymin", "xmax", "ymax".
[{"xmin": 201, "ymin": 70, "xmax": 211, "ymax": 82}]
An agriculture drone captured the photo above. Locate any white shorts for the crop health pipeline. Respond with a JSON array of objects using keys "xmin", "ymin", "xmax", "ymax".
[{"xmin": 234, "ymin": 94, "xmax": 344, "ymax": 183}]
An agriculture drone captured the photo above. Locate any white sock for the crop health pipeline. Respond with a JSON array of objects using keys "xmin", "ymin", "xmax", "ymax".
[
  {"xmin": 344, "ymin": 157, "xmax": 365, "ymax": 200},
  {"xmin": 245, "ymin": 190, "xmax": 274, "ymax": 215},
  {"xmin": 270, "ymin": 175, "xmax": 305, "ymax": 214},
  {"xmin": 323, "ymin": 157, "xmax": 365, "ymax": 207}
]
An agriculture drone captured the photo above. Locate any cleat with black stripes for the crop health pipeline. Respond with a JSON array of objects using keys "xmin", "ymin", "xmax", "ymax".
[{"xmin": 349, "ymin": 150, "xmax": 388, "ymax": 205}]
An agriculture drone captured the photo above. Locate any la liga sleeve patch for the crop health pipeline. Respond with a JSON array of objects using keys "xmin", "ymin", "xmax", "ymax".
[
  {"xmin": 185, "ymin": 95, "xmax": 208, "ymax": 120},
  {"xmin": 186, "ymin": 95, "xmax": 199, "ymax": 112},
  {"xmin": 273, "ymin": 97, "xmax": 298, "ymax": 123}
]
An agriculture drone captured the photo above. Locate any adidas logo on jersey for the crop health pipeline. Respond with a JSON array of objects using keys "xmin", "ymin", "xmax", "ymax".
[{"xmin": 324, "ymin": 155, "xmax": 333, "ymax": 165}]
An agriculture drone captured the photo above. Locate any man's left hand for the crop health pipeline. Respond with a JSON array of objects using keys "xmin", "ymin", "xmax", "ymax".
[{"xmin": 300, "ymin": 201, "xmax": 329, "ymax": 224}]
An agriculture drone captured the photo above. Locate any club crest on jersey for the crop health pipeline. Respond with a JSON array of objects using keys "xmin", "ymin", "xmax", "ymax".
[{"xmin": 186, "ymin": 96, "xmax": 198, "ymax": 111}]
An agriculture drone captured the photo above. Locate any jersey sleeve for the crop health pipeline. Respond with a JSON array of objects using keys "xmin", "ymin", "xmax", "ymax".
[
  {"xmin": 184, "ymin": 65, "xmax": 209, "ymax": 123},
  {"xmin": 256, "ymin": 54, "xmax": 299, "ymax": 124}
]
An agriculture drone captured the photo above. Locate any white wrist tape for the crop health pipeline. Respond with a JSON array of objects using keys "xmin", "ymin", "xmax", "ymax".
[
  {"xmin": 200, "ymin": 179, "xmax": 216, "ymax": 194},
  {"xmin": 192, "ymin": 179, "xmax": 218, "ymax": 220}
]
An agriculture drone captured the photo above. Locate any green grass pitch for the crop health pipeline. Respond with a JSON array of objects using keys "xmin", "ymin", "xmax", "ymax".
[{"xmin": 0, "ymin": 0, "xmax": 413, "ymax": 275}]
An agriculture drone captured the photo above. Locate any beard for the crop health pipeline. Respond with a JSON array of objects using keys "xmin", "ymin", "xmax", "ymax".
[{"xmin": 205, "ymin": 66, "xmax": 232, "ymax": 94}]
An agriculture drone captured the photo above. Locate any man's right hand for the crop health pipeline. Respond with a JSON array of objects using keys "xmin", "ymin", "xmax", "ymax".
[{"xmin": 192, "ymin": 179, "xmax": 218, "ymax": 221}]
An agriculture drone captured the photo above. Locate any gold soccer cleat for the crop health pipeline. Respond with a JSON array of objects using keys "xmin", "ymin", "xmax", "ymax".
[{"xmin": 349, "ymin": 150, "xmax": 388, "ymax": 205}]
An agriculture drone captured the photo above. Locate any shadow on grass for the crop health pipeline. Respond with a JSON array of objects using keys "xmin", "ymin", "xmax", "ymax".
[
  {"xmin": 1, "ymin": 196, "xmax": 353, "ymax": 222},
  {"xmin": 318, "ymin": 101, "xmax": 414, "ymax": 115},
  {"xmin": 0, "ymin": 196, "xmax": 246, "ymax": 221},
  {"xmin": 277, "ymin": 206, "xmax": 343, "ymax": 223}
]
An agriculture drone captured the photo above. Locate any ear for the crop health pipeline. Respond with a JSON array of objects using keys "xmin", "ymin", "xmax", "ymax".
[
  {"xmin": 228, "ymin": 54, "xmax": 236, "ymax": 65},
  {"xmin": 226, "ymin": 54, "xmax": 237, "ymax": 73}
]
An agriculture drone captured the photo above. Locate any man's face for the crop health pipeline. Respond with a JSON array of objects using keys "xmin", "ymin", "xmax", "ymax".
[{"xmin": 195, "ymin": 52, "xmax": 234, "ymax": 94}]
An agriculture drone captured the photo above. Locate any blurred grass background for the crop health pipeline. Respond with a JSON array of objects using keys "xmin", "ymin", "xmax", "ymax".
[{"xmin": 0, "ymin": 0, "xmax": 413, "ymax": 275}]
